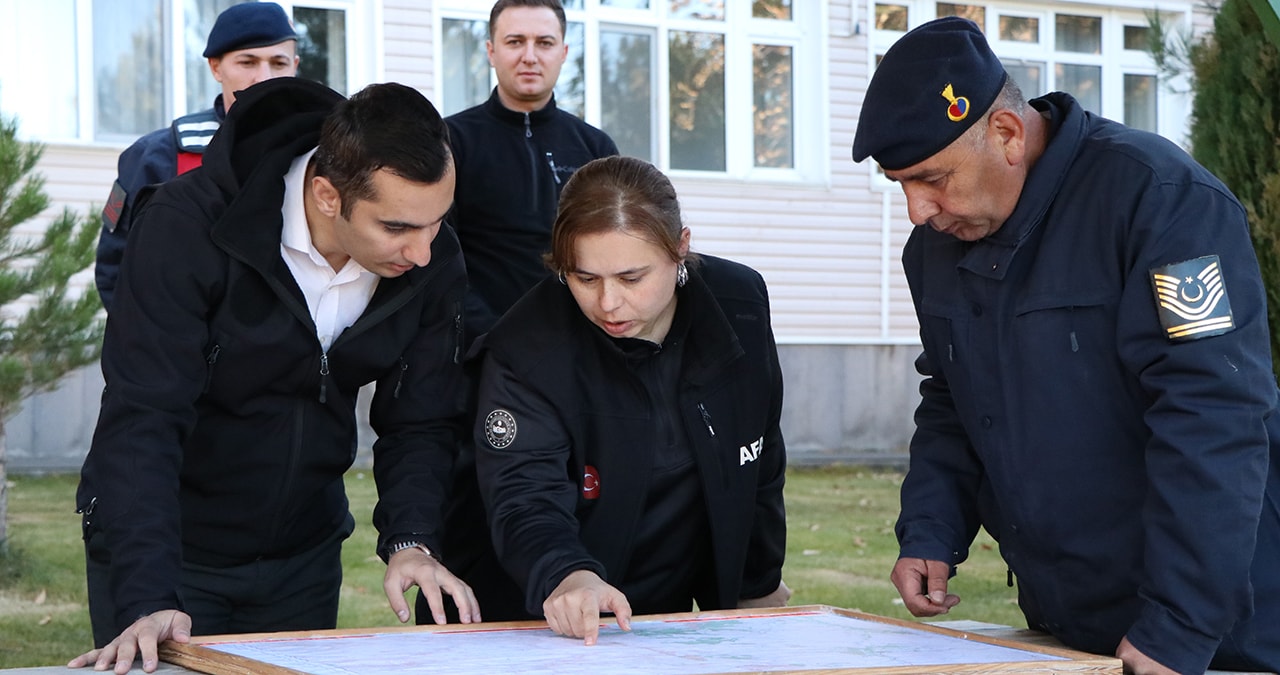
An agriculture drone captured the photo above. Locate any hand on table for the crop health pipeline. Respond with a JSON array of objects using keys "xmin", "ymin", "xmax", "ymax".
[{"xmin": 543, "ymin": 569, "xmax": 632, "ymax": 645}]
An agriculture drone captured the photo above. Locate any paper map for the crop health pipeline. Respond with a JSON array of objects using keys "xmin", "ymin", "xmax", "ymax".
[{"xmin": 202, "ymin": 610, "xmax": 1068, "ymax": 674}]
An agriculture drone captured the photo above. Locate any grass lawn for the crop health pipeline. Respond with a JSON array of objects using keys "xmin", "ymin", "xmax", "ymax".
[{"xmin": 0, "ymin": 466, "xmax": 1022, "ymax": 669}]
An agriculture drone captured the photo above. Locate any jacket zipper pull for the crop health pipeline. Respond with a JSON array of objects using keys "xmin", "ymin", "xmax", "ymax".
[
  {"xmin": 697, "ymin": 403, "xmax": 716, "ymax": 437},
  {"xmin": 546, "ymin": 152, "xmax": 560, "ymax": 184},
  {"xmin": 393, "ymin": 358, "xmax": 408, "ymax": 398},
  {"xmin": 319, "ymin": 353, "xmax": 330, "ymax": 403},
  {"xmin": 524, "ymin": 112, "xmax": 532, "ymax": 139},
  {"xmin": 1007, "ymin": 567, "xmax": 1014, "ymax": 588}
]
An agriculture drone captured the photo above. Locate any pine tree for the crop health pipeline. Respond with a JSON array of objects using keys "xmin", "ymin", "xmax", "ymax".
[
  {"xmin": 1156, "ymin": 0, "xmax": 1280, "ymax": 376},
  {"xmin": 0, "ymin": 116, "xmax": 104, "ymax": 552}
]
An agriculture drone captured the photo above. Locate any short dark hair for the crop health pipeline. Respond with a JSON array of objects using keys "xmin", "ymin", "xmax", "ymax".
[
  {"xmin": 489, "ymin": 0, "xmax": 566, "ymax": 41},
  {"xmin": 313, "ymin": 83, "xmax": 451, "ymax": 219},
  {"xmin": 547, "ymin": 156, "xmax": 696, "ymax": 274}
]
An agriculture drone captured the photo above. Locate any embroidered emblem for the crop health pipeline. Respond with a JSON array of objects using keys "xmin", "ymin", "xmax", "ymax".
[
  {"xmin": 103, "ymin": 180, "xmax": 127, "ymax": 232},
  {"xmin": 1150, "ymin": 255, "xmax": 1235, "ymax": 342},
  {"xmin": 582, "ymin": 465, "xmax": 600, "ymax": 500},
  {"xmin": 940, "ymin": 83, "xmax": 970, "ymax": 122},
  {"xmin": 483, "ymin": 409, "xmax": 517, "ymax": 448}
]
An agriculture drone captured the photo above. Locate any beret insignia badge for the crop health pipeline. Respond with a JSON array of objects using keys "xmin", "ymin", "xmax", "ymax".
[
  {"xmin": 941, "ymin": 83, "xmax": 970, "ymax": 122},
  {"xmin": 1150, "ymin": 255, "xmax": 1235, "ymax": 342}
]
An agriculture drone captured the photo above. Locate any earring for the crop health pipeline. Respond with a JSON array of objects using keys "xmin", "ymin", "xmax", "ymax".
[
  {"xmin": 558, "ymin": 271, "xmax": 568, "ymax": 285},
  {"xmin": 676, "ymin": 262, "xmax": 688, "ymax": 288}
]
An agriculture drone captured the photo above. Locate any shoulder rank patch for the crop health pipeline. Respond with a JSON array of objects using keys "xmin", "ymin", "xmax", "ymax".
[
  {"xmin": 483, "ymin": 409, "xmax": 517, "ymax": 449},
  {"xmin": 102, "ymin": 180, "xmax": 127, "ymax": 233},
  {"xmin": 1149, "ymin": 255, "xmax": 1235, "ymax": 342}
]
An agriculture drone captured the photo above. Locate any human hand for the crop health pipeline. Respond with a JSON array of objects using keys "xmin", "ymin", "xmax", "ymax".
[
  {"xmin": 890, "ymin": 557, "xmax": 961, "ymax": 617},
  {"xmin": 1116, "ymin": 637, "xmax": 1179, "ymax": 674},
  {"xmin": 67, "ymin": 609, "xmax": 191, "ymax": 673},
  {"xmin": 737, "ymin": 580, "xmax": 793, "ymax": 609},
  {"xmin": 542, "ymin": 569, "xmax": 632, "ymax": 645},
  {"xmin": 384, "ymin": 546, "xmax": 480, "ymax": 625}
]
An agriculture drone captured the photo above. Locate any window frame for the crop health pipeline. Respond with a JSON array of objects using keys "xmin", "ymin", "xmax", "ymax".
[
  {"xmin": 865, "ymin": 0, "xmax": 1193, "ymax": 189},
  {"xmin": 0, "ymin": 0, "xmax": 368, "ymax": 145},
  {"xmin": 434, "ymin": 0, "xmax": 826, "ymax": 184}
]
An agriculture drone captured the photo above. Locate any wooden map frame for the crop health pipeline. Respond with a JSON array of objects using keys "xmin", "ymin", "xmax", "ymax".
[{"xmin": 159, "ymin": 604, "xmax": 1121, "ymax": 674}]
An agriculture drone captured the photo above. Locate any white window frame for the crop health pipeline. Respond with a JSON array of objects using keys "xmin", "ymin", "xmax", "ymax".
[
  {"xmin": 434, "ymin": 0, "xmax": 827, "ymax": 184},
  {"xmin": 0, "ymin": 0, "xmax": 372, "ymax": 145},
  {"xmin": 865, "ymin": 0, "xmax": 1195, "ymax": 189}
]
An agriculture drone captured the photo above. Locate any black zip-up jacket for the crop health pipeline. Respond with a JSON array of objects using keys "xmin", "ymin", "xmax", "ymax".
[
  {"xmin": 77, "ymin": 78, "xmax": 468, "ymax": 633},
  {"xmin": 446, "ymin": 89, "xmax": 617, "ymax": 341},
  {"xmin": 471, "ymin": 255, "xmax": 786, "ymax": 615}
]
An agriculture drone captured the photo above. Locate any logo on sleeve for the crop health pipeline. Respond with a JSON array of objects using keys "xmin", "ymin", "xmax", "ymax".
[
  {"xmin": 483, "ymin": 409, "xmax": 517, "ymax": 448},
  {"xmin": 582, "ymin": 465, "xmax": 600, "ymax": 500},
  {"xmin": 103, "ymin": 180, "xmax": 127, "ymax": 232},
  {"xmin": 1150, "ymin": 255, "xmax": 1235, "ymax": 342}
]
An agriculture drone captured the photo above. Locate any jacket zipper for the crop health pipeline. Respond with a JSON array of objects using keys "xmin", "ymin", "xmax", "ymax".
[
  {"xmin": 318, "ymin": 353, "xmax": 329, "ymax": 403},
  {"xmin": 392, "ymin": 357, "xmax": 408, "ymax": 398},
  {"xmin": 203, "ymin": 344, "xmax": 221, "ymax": 393}
]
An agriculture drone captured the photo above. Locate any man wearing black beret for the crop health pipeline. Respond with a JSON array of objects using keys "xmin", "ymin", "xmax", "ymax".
[
  {"xmin": 95, "ymin": 2, "xmax": 300, "ymax": 312},
  {"xmin": 854, "ymin": 16, "xmax": 1279, "ymax": 675}
]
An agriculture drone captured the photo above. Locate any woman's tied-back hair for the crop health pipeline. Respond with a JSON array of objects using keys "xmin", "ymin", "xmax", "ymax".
[
  {"xmin": 547, "ymin": 155, "xmax": 696, "ymax": 274},
  {"xmin": 312, "ymin": 82, "xmax": 452, "ymax": 219}
]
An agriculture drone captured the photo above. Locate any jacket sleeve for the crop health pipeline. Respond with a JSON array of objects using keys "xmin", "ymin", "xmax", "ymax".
[
  {"xmin": 473, "ymin": 349, "xmax": 606, "ymax": 615},
  {"xmin": 78, "ymin": 195, "xmax": 223, "ymax": 632},
  {"xmin": 369, "ymin": 243, "xmax": 469, "ymax": 560},
  {"xmin": 739, "ymin": 280, "xmax": 788, "ymax": 601},
  {"xmin": 1115, "ymin": 179, "xmax": 1273, "ymax": 674},
  {"xmin": 96, "ymin": 129, "xmax": 177, "ymax": 312},
  {"xmin": 895, "ymin": 233, "xmax": 985, "ymax": 570}
]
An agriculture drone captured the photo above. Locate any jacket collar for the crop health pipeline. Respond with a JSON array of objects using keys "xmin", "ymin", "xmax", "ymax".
[{"xmin": 482, "ymin": 87, "xmax": 560, "ymax": 128}]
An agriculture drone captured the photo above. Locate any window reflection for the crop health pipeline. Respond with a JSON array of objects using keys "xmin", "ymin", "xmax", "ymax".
[
  {"xmin": 753, "ymin": 0, "xmax": 792, "ymax": 20},
  {"xmin": 753, "ymin": 44, "xmax": 793, "ymax": 168},
  {"xmin": 1124, "ymin": 73, "xmax": 1157, "ymax": 131},
  {"xmin": 95, "ymin": 0, "xmax": 166, "ymax": 137},
  {"xmin": 669, "ymin": 30, "xmax": 725, "ymax": 171},
  {"xmin": 601, "ymin": 29, "xmax": 654, "ymax": 161},
  {"xmin": 876, "ymin": 4, "xmax": 909, "ymax": 31},
  {"xmin": 1056, "ymin": 14, "xmax": 1101, "ymax": 54},
  {"xmin": 998, "ymin": 15, "xmax": 1039, "ymax": 43},
  {"xmin": 441, "ymin": 18, "xmax": 491, "ymax": 116},
  {"xmin": 669, "ymin": 0, "xmax": 724, "ymax": 21},
  {"xmin": 294, "ymin": 7, "xmax": 348, "ymax": 94},
  {"xmin": 185, "ymin": 0, "xmax": 239, "ymax": 113},
  {"xmin": 1057, "ymin": 63, "xmax": 1100, "ymax": 112},
  {"xmin": 1002, "ymin": 59, "xmax": 1044, "ymax": 98},
  {"xmin": 937, "ymin": 3, "xmax": 985, "ymax": 27}
]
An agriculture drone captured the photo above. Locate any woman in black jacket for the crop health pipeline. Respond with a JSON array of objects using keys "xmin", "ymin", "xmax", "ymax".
[{"xmin": 471, "ymin": 155, "xmax": 790, "ymax": 643}]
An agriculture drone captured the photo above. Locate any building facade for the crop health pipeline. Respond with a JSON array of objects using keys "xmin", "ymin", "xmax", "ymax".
[{"xmin": 0, "ymin": 0, "xmax": 1211, "ymax": 470}]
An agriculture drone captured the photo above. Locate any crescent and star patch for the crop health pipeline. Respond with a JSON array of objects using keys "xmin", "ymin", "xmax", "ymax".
[
  {"xmin": 1150, "ymin": 255, "xmax": 1235, "ymax": 342},
  {"xmin": 483, "ymin": 409, "xmax": 517, "ymax": 448}
]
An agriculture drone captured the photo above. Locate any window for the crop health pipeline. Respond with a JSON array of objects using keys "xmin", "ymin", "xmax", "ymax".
[
  {"xmin": 436, "ymin": 1, "xmax": 821, "ymax": 180},
  {"xmin": 0, "ymin": 0, "xmax": 365, "ymax": 144},
  {"xmin": 869, "ymin": 1, "xmax": 1177, "ymax": 142}
]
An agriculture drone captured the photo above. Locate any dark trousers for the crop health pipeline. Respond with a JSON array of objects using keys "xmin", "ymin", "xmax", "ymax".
[{"xmin": 86, "ymin": 513, "xmax": 354, "ymax": 647}]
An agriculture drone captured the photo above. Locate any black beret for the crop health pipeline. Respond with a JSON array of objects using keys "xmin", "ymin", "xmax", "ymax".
[
  {"xmin": 851, "ymin": 17, "xmax": 1007, "ymax": 171},
  {"xmin": 203, "ymin": 3, "xmax": 298, "ymax": 59}
]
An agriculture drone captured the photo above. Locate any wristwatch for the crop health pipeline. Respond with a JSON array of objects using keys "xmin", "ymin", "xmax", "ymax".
[{"xmin": 388, "ymin": 540, "xmax": 437, "ymax": 561}]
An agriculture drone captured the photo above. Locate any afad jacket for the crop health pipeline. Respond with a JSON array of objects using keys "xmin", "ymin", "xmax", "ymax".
[
  {"xmin": 77, "ymin": 77, "xmax": 468, "ymax": 633},
  {"xmin": 473, "ymin": 255, "xmax": 787, "ymax": 616}
]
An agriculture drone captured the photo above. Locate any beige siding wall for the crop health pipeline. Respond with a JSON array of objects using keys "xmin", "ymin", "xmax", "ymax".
[{"xmin": 383, "ymin": 1, "xmax": 435, "ymax": 91}]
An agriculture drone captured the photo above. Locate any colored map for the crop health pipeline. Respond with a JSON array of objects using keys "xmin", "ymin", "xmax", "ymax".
[{"xmin": 203, "ymin": 609, "xmax": 1069, "ymax": 674}]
